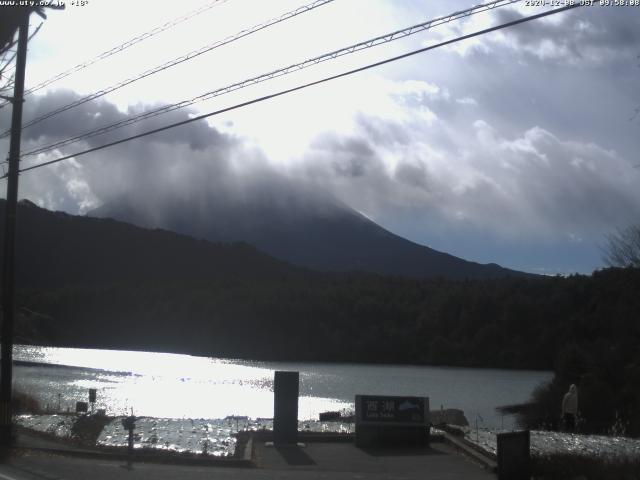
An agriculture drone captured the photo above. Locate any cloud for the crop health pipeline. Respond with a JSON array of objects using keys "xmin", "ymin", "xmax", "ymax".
[
  {"xmin": 10, "ymin": 90, "xmax": 247, "ymax": 213},
  {"xmin": 13, "ymin": 90, "xmax": 348, "ymax": 222},
  {"xmin": 17, "ymin": 89, "xmax": 232, "ymax": 153},
  {"xmin": 292, "ymin": 85, "xmax": 640, "ymax": 246},
  {"xmin": 493, "ymin": 6, "xmax": 640, "ymax": 66},
  {"xmin": 16, "ymin": 83, "xmax": 640, "ymax": 237},
  {"xmin": 456, "ymin": 97, "xmax": 478, "ymax": 106},
  {"xmin": 5, "ymin": 48, "xmax": 638, "ymax": 274},
  {"xmin": 435, "ymin": 4, "xmax": 640, "ymax": 67}
]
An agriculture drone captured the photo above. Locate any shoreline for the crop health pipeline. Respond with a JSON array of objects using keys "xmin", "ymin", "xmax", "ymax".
[
  {"xmin": 14, "ymin": 359, "xmax": 133, "ymax": 375},
  {"xmin": 14, "ymin": 343, "xmax": 554, "ymax": 374}
]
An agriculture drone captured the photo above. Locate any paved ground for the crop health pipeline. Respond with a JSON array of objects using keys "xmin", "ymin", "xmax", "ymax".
[
  {"xmin": 255, "ymin": 441, "xmax": 495, "ymax": 478},
  {"xmin": 0, "ymin": 437, "xmax": 496, "ymax": 479}
]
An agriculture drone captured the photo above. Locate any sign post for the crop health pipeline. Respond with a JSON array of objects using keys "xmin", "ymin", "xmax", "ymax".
[{"xmin": 355, "ymin": 395, "xmax": 430, "ymax": 448}]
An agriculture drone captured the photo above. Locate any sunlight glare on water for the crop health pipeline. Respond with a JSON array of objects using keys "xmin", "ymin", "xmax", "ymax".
[
  {"xmin": 15, "ymin": 345, "xmax": 351, "ymax": 419},
  {"xmin": 15, "ymin": 345, "xmax": 550, "ymax": 427}
]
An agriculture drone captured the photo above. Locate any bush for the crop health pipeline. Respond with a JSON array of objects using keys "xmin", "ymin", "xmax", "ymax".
[{"xmin": 12, "ymin": 389, "xmax": 43, "ymax": 415}]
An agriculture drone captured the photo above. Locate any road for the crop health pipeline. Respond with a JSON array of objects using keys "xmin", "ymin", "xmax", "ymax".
[{"xmin": 0, "ymin": 442, "xmax": 495, "ymax": 480}]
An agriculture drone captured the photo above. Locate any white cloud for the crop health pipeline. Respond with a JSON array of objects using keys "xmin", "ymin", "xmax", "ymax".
[{"xmin": 456, "ymin": 97, "xmax": 478, "ymax": 106}]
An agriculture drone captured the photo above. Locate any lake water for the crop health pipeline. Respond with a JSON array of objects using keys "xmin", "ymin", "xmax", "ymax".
[{"xmin": 13, "ymin": 345, "xmax": 551, "ymax": 430}]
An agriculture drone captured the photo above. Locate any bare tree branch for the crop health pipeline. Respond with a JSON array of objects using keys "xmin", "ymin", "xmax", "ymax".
[{"xmin": 602, "ymin": 225, "xmax": 640, "ymax": 268}]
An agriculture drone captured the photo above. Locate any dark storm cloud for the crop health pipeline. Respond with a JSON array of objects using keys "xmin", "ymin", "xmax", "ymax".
[
  {"xmin": 295, "ymin": 96, "xmax": 640, "ymax": 245},
  {"xmin": 310, "ymin": 134, "xmax": 378, "ymax": 178},
  {"xmin": 394, "ymin": 160, "xmax": 430, "ymax": 190},
  {"xmin": 15, "ymin": 85, "xmax": 640, "ymax": 233},
  {"xmin": 10, "ymin": 89, "xmax": 245, "ymax": 213},
  {"xmin": 19, "ymin": 89, "xmax": 231, "ymax": 152},
  {"xmin": 14, "ymin": 89, "xmax": 340, "ymax": 219},
  {"xmin": 493, "ymin": 6, "xmax": 640, "ymax": 65}
]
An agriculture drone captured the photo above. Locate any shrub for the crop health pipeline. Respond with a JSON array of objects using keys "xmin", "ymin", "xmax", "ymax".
[{"xmin": 12, "ymin": 389, "xmax": 43, "ymax": 415}]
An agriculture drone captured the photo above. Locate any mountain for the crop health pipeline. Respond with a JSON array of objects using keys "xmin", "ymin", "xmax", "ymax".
[
  {"xmin": 89, "ymin": 184, "xmax": 525, "ymax": 280},
  {"xmin": 1, "ymin": 198, "xmax": 309, "ymax": 352},
  {"xmin": 0, "ymin": 199, "xmax": 297, "ymax": 290}
]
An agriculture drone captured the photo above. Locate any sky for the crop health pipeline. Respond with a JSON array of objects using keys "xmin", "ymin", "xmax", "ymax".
[{"xmin": 1, "ymin": 0, "xmax": 639, "ymax": 275}]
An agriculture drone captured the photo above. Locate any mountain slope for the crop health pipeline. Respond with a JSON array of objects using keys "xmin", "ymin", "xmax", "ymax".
[
  {"xmin": 0, "ymin": 199, "xmax": 296, "ymax": 290},
  {"xmin": 90, "ymin": 186, "xmax": 526, "ymax": 280}
]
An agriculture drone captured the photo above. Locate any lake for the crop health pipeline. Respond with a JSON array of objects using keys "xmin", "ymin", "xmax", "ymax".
[{"xmin": 14, "ymin": 345, "xmax": 551, "ymax": 430}]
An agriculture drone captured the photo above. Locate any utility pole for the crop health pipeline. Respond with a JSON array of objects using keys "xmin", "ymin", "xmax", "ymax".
[{"xmin": 0, "ymin": 8, "xmax": 30, "ymax": 448}]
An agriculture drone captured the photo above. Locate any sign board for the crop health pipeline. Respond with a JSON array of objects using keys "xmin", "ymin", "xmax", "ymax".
[
  {"xmin": 89, "ymin": 388, "xmax": 97, "ymax": 403},
  {"xmin": 355, "ymin": 395, "xmax": 430, "ymax": 448},
  {"xmin": 356, "ymin": 395, "xmax": 429, "ymax": 426},
  {"xmin": 497, "ymin": 430, "xmax": 530, "ymax": 480}
]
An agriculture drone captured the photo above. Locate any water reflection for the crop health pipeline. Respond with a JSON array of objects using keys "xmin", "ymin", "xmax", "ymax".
[{"xmin": 14, "ymin": 345, "xmax": 550, "ymax": 428}]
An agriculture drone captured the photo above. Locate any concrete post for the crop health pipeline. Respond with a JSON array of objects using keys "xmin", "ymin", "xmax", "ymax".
[{"xmin": 273, "ymin": 371, "xmax": 299, "ymax": 444}]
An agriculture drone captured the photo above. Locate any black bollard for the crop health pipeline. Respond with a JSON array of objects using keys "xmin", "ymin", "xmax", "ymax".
[{"xmin": 497, "ymin": 430, "xmax": 530, "ymax": 480}]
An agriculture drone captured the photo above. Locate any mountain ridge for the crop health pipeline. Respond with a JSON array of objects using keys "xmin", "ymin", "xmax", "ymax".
[
  {"xmin": 89, "ymin": 188, "xmax": 528, "ymax": 280},
  {"xmin": 2, "ymin": 199, "xmax": 299, "ymax": 290}
]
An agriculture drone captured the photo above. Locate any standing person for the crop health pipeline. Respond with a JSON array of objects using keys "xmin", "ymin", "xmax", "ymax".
[{"xmin": 561, "ymin": 384, "xmax": 578, "ymax": 432}]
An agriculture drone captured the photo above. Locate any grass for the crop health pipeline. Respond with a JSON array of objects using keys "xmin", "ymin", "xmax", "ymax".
[{"xmin": 532, "ymin": 453, "xmax": 640, "ymax": 480}]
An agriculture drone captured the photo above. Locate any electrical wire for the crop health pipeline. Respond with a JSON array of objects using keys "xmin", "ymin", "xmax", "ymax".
[
  {"xmin": 0, "ymin": 0, "xmax": 229, "ymax": 110},
  {"xmin": 5, "ymin": 0, "xmax": 335, "ymax": 137},
  {"xmin": 18, "ymin": 0, "xmax": 522, "ymax": 158},
  {"xmin": 9, "ymin": 3, "xmax": 582, "ymax": 178}
]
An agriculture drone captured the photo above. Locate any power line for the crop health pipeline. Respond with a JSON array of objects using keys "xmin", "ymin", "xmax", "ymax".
[
  {"xmin": 4, "ymin": 0, "xmax": 335, "ymax": 137},
  {"xmin": 10, "ymin": 3, "xmax": 582, "ymax": 178},
  {"xmin": 19, "ymin": 0, "xmax": 522, "ymax": 158},
  {"xmin": 0, "ymin": 0, "xmax": 228, "ymax": 110}
]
